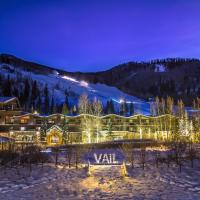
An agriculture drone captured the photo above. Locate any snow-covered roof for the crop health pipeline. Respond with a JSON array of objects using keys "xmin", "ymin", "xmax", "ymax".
[
  {"xmin": 40, "ymin": 113, "xmax": 177, "ymax": 119},
  {"xmin": 13, "ymin": 113, "xmax": 41, "ymax": 118},
  {"xmin": 0, "ymin": 97, "xmax": 17, "ymax": 103},
  {"xmin": 47, "ymin": 125, "xmax": 63, "ymax": 133},
  {"xmin": 0, "ymin": 136, "xmax": 14, "ymax": 143}
]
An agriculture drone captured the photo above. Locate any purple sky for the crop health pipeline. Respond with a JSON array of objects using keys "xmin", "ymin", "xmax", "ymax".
[{"xmin": 0, "ymin": 0, "xmax": 200, "ymax": 72}]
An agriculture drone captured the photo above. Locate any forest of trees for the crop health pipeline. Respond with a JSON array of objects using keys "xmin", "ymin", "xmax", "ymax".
[
  {"xmin": 0, "ymin": 73, "xmax": 135, "ymax": 115},
  {"xmin": 0, "ymin": 71, "xmax": 200, "ymax": 117}
]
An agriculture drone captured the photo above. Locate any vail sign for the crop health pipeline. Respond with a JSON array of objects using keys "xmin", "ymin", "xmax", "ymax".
[
  {"xmin": 85, "ymin": 149, "xmax": 125, "ymax": 165},
  {"xmin": 94, "ymin": 153, "xmax": 119, "ymax": 164}
]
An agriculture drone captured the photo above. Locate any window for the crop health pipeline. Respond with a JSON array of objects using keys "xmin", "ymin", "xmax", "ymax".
[
  {"xmin": 51, "ymin": 136, "xmax": 59, "ymax": 144},
  {"xmin": 20, "ymin": 127, "xmax": 25, "ymax": 131},
  {"xmin": 21, "ymin": 119, "xmax": 28, "ymax": 124}
]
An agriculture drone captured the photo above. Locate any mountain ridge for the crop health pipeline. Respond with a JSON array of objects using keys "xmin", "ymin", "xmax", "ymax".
[{"xmin": 1, "ymin": 53, "xmax": 200, "ymax": 105}]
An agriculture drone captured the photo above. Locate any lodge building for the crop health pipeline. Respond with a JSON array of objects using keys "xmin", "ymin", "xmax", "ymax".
[{"xmin": 0, "ymin": 96, "xmax": 197, "ymax": 146}]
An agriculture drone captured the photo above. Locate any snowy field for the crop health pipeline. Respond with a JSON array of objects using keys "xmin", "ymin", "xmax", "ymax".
[{"xmin": 1, "ymin": 159, "xmax": 200, "ymax": 200}]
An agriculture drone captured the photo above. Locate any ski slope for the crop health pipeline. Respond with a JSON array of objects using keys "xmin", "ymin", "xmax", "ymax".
[{"xmin": 0, "ymin": 64, "xmax": 150, "ymax": 115}]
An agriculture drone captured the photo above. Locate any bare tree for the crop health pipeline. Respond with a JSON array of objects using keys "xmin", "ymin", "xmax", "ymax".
[
  {"xmin": 66, "ymin": 147, "xmax": 73, "ymax": 168},
  {"xmin": 186, "ymin": 141, "xmax": 198, "ymax": 168},
  {"xmin": 166, "ymin": 96, "xmax": 174, "ymax": 115},
  {"xmin": 93, "ymin": 98, "xmax": 102, "ymax": 143},
  {"xmin": 122, "ymin": 143, "xmax": 135, "ymax": 168},
  {"xmin": 140, "ymin": 146, "xmax": 146, "ymax": 170},
  {"xmin": 53, "ymin": 147, "xmax": 60, "ymax": 166},
  {"xmin": 177, "ymin": 99, "xmax": 185, "ymax": 118},
  {"xmin": 74, "ymin": 146, "xmax": 83, "ymax": 169},
  {"xmin": 170, "ymin": 138, "xmax": 187, "ymax": 172},
  {"xmin": 92, "ymin": 97, "xmax": 103, "ymax": 116},
  {"xmin": 78, "ymin": 94, "xmax": 90, "ymax": 114},
  {"xmin": 154, "ymin": 150, "xmax": 161, "ymax": 168},
  {"xmin": 21, "ymin": 145, "xmax": 45, "ymax": 176}
]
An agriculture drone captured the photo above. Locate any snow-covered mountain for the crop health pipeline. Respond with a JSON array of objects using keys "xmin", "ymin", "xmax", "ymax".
[
  {"xmin": 0, "ymin": 55, "xmax": 150, "ymax": 115},
  {"xmin": 1, "ymin": 53, "xmax": 199, "ymax": 114}
]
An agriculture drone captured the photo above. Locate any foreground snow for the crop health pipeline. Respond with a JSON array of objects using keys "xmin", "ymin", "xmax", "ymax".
[{"xmin": 1, "ymin": 160, "xmax": 200, "ymax": 200}]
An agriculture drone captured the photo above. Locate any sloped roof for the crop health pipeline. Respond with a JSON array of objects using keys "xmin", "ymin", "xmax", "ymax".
[
  {"xmin": 47, "ymin": 125, "xmax": 63, "ymax": 134},
  {"xmin": 13, "ymin": 112, "xmax": 41, "ymax": 118},
  {"xmin": 0, "ymin": 97, "xmax": 17, "ymax": 103},
  {"xmin": 0, "ymin": 136, "xmax": 14, "ymax": 143}
]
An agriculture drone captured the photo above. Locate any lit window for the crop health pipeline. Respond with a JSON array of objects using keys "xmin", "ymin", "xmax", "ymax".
[
  {"xmin": 20, "ymin": 127, "xmax": 25, "ymax": 131},
  {"xmin": 51, "ymin": 136, "xmax": 59, "ymax": 144}
]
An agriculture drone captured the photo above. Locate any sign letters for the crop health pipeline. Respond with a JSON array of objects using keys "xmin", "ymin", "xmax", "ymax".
[{"xmin": 85, "ymin": 149, "xmax": 125, "ymax": 165}]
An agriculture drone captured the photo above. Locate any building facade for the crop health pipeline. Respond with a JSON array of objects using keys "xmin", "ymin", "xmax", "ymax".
[{"xmin": 0, "ymin": 97, "xmax": 199, "ymax": 146}]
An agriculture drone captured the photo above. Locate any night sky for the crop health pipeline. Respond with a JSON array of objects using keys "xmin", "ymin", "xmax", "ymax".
[{"xmin": 0, "ymin": 0, "xmax": 200, "ymax": 72}]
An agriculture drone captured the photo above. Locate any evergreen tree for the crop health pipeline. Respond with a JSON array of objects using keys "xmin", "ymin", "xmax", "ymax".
[
  {"xmin": 65, "ymin": 95, "xmax": 69, "ymax": 108},
  {"xmin": 129, "ymin": 103, "xmax": 134, "ymax": 116},
  {"xmin": 105, "ymin": 101, "xmax": 110, "ymax": 114},
  {"xmin": 125, "ymin": 102, "xmax": 128, "ymax": 115},
  {"xmin": 62, "ymin": 103, "xmax": 69, "ymax": 115},
  {"xmin": 50, "ymin": 97, "xmax": 55, "ymax": 114},
  {"xmin": 21, "ymin": 78, "xmax": 30, "ymax": 110},
  {"xmin": 23, "ymin": 79, "xmax": 30, "ymax": 101},
  {"xmin": 72, "ymin": 105, "xmax": 77, "ymax": 115},
  {"xmin": 12, "ymin": 87, "xmax": 19, "ymax": 98},
  {"xmin": 53, "ymin": 104, "xmax": 57, "ymax": 114},
  {"xmin": 110, "ymin": 100, "xmax": 115, "ymax": 113},
  {"xmin": 37, "ymin": 94, "xmax": 42, "ymax": 114},
  {"xmin": 0, "ymin": 74, "xmax": 2, "ymax": 90},
  {"xmin": 44, "ymin": 84, "xmax": 49, "ymax": 114},
  {"xmin": 106, "ymin": 100, "xmax": 115, "ymax": 114},
  {"xmin": 3, "ymin": 75, "xmax": 12, "ymax": 96},
  {"xmin": 120, "ymin": 103, "xmax": 124, "ymax": 115},
  {"xmin": 31, "ymin": 80, "xmax": 39, "ymax": 108},
  {"xmin": 120, "ymin": 101, "xmax": 128, "ymax": 116},
  {"xmin": 31, "ymin": 80, "xmax": 38, "ymax": 100}
]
